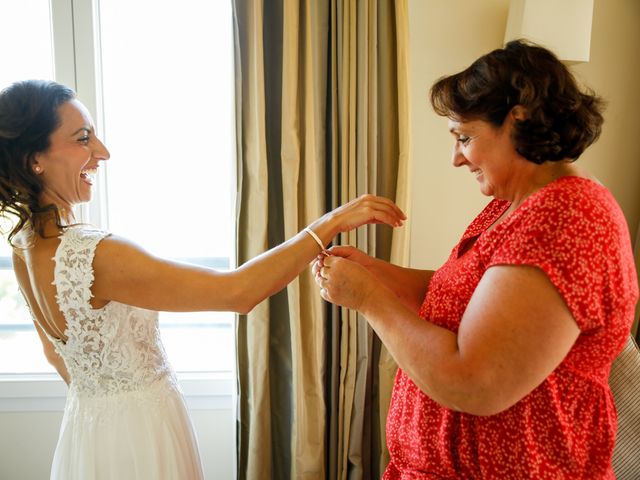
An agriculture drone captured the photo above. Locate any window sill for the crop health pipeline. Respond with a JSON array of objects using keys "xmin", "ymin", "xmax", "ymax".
[{"xmin": 0, "ymin": 371, "xmax": 235, "ymax": 412}]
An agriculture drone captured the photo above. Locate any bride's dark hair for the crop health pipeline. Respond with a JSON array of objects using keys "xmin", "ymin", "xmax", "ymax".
[{"xmin": 0, "ymin": 80, "xmax": 76, "ymax": 245}]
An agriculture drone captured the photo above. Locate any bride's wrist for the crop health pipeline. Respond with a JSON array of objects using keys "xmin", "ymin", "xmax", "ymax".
[
  {"xmin": 306, "ymin": 214, "xmax": 339, "ymax": 250},
  {"xmin": 303, "ymin": 227, "xmax": 328, "ymax": 255}
]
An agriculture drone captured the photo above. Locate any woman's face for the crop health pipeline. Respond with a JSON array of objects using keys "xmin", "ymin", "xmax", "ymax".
[
  {"xmin": 447, "ymin": 116, "xmax": 523, "ymax": 200},
  {"xmin": 33, "ymin": 99, "xmax": 109, "ymax": 209}
]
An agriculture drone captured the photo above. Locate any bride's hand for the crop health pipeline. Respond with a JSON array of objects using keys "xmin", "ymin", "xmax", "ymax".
[
  {"xmin": 328, "ymin": 194, "xmax": 406, "ymax": 233},
  {"xmin": 307, "ymin": 195, "xmax": 405, "ymax": 246}
]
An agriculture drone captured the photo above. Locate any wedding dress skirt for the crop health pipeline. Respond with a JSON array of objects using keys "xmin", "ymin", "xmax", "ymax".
[{"xmin": 51, "ymin": 376, "xmax": 203, "ymax": 480}]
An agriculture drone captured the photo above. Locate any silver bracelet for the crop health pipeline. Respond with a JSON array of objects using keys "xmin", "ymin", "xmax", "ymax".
[{"xmin": 304, "ymin": 227, "xmax": 329, "ymax": 256}]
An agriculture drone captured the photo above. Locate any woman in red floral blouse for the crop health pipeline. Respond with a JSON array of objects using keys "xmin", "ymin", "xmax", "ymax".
[{"xmin": 314, "ymin": 40, "xmax": 639, "ymax": 479}]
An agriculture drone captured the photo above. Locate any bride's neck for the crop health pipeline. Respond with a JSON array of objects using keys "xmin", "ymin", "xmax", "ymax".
[{"xmin": 32, "ymin": 206, "xmax": 75, "ymax": 237}]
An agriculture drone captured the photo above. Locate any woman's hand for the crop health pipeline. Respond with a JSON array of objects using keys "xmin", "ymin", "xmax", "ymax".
[
  {"xmin": 313, "ymin": 254, "xmax": 379, "ymax": 311},
  {"xmin": 313, "ymin": 246, "xmax": 433, "ymax": 313},
  {"xmin": 311, "ymin": 245, "xmax": 372, "ymax": 276}
]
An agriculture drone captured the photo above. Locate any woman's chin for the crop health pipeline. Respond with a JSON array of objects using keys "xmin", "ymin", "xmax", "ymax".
[{"xmin": 479, "ymin": 184, "xmax": 494, "ymax": 197}]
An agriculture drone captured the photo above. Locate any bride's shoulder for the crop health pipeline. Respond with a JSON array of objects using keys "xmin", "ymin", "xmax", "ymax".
[
  {"xmin": 91, "ymin": 233, "xmax": 154, "ymax": 267},
  {"xmin": 56, "ymin": 226, "xmax": 111, "ymax": 262},
  {"xmin": 63, "ymin": 224, "xmax": 109, "ymax": 238}
]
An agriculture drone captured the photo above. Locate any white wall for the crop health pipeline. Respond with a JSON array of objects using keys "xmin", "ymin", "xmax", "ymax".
[
  {"xmin": 0, "ymin": 411, "xmax": 63, "ymax": 479},
  {"xmin": 407, "ymin": 0, "xmax": 640, "ymax": 273},
  {"xmin": 407, "ymin": 0, "xmax": 512, "ymax": 269}
]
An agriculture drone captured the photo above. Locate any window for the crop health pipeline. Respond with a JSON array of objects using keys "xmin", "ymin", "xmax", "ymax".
[
  {"xmin": 0, "ymin": 0, "xmax": 57, "ymax": 375},
  {"xmin": 0, "ymin": 0, "xmax": 235, "ymax": 377}
]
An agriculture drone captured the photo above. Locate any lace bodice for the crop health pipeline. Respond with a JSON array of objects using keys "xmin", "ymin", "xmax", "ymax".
[{"xmin": 51, "ymin": 227, "xmax": 173, "ymax": 396}]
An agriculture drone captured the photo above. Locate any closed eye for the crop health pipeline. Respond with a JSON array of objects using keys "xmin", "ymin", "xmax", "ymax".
[{"xmin": 457, "ymin": 134, "xmax": 479, "ymax": 146}]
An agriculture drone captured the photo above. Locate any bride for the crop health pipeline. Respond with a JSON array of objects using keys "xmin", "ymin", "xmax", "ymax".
[{"xmin": 0, "ymin": 79, "xmax": 405, "ymax": 479}]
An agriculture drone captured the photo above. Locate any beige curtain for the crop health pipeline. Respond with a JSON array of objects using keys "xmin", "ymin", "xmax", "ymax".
[{"xmin": 233, "ymin": 1, "xmax": 410, "ymax": 478}]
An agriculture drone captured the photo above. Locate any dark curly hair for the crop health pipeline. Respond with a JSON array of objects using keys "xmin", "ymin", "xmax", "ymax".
[
  {"xmin": 429, "ymin": 40, "xmax": 605, "ymax": 164},
  {"xmin": 0, "ymin": 80, "xmax": 76, "ymax": 245}
]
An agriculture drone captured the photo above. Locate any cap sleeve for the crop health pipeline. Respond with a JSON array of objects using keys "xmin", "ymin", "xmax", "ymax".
[
  {"xmin": 53, "ymin": 227, "xmax": 111, "ymax": 316},
  {"xmin": 479, "ymin": 180, "xmax": 636, "ymax": 332}
]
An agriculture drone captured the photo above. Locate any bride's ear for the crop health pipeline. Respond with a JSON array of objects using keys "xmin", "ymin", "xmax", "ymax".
[{"xmin": 509, "ymin": 105, "xmax": 528, "ymax": 122}]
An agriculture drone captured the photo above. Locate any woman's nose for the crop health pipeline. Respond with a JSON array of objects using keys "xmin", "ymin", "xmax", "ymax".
[
  {"xmin": 451, "ymin": 145, "xmax": 466, "ymax": 167},
  {"xmin": 94, "ymin": 138, "xmax": 110, "ymax": 161}
]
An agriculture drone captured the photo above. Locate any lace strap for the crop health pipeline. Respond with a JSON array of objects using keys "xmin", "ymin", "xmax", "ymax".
[{"xmin": 53, "ymin": 227, "xmax": 110, "ymax": 315}]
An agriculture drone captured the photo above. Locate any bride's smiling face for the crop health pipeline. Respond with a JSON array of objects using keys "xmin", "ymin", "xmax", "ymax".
[{"xmin": 32, "ymin": 99, "xmax": 110, "ymax": 210}]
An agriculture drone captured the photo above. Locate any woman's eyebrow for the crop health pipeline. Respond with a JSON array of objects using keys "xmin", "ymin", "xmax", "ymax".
[{"xmin": 71, "ymin": 126, "xmax": 91, "ymax": 136}]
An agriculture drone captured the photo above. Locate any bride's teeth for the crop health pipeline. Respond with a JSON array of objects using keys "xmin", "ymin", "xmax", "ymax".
[{"xmin": 80, "ymin": 168, "xmax": 97, "ymax": 182}]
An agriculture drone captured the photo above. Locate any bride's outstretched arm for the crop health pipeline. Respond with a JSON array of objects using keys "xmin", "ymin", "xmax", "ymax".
[{"xmin": 92, "ymin": 194, "xmax": 405, "ymax": 314}]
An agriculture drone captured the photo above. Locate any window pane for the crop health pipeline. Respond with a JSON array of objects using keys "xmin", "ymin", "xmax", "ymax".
[
  {"xmin": 0, "ymin": 270, "xmax": 54, "ymax": 374},
  {"xmin": 0, "ymin": 0, "xmax": 54, "ymax": 90},
  {"xmin": 0, "ymin": 0, "xmax": 56, "ymax": 374},
  {"xmin": 98, "ymin": 0, "xmax": 234, "ymax": 373},
  {"xmin": 98, "ymin": 0, "xmax": 233, "ymax": 258}
]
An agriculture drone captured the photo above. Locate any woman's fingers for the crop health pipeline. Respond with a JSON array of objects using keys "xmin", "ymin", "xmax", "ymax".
[
  {"xmin": 313, "ymin": 258, "xmax": 332, "ymax": 287},
  {"xmin": 323, "ymin": 255, "xmax": 335, "ymax": 268},
  {"xmin": 314, "ymin": 256, "xmax": 372, "ymax": 310},
  {"xmin": 325, "ymin": 245, "xmax": 353, "ymax": 258},
  {"xmin": 312, "ymin": 259, "xmax": 321, "ymax": 277},
  {"xmin": 312, "ymin": 254, "xmax": 327, "ymax": 273},
  {"xmin": 319, "ymin": 287, "xmax": 329, "ymax": 301},
  {"xmin": 316, "ymin": 261, "xmax": 332, "ymax": 301}
]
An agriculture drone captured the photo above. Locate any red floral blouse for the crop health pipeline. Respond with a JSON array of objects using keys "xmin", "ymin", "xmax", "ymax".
[{"xmin": 384, "ymin": 177, "xmax": 639, "ymax": 479}]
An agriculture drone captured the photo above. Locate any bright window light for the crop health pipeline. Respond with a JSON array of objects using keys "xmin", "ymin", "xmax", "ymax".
[{"xmin": 0, "ymin": 0, "xmax": 56, "ymax": 374}]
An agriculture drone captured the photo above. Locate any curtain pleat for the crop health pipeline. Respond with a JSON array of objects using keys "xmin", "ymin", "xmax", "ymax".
[
  {"xmin": 327, "ymin": 1, "xmax": 410, "ymax": 479},
  {"xmin": 233, "ymin": 1, "xmax": 272, "ymax": 478},
  {"xmin": 280, "ymin": 1, "xmax": 331, "ymax": 478},
  {"xmin": 378, "ymin": 0, "xmax": 412, "ymax": 471},
  {"xmin": 233, "ymin": 1, "xmax": 410, "ymax": 478}
]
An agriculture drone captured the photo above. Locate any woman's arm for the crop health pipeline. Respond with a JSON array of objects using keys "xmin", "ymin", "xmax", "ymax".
[
  {"xmin": 12, "ymin": 252, "xmax": 70, "ymax": 385},
  {"xmin": 33, "ymin": 321, "xmax": 71, "ymax": 384},
  {"xmin": 92, "ymin": 194, "xmax": 406, "ymax": 314},
  {"xmin": 318, "ymin": 257, "xmax": 579, "ymax": 416},
  {"xmin": 314, "ymin": 245, "xmax": 434, "ymax": 312}
]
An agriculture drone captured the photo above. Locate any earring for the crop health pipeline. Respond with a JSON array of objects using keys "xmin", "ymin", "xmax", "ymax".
[{"xmin": 34, "ymin": 165, "xmax": 42, "ymax": 174}]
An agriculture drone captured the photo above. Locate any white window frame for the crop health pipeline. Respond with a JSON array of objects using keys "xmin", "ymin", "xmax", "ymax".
[{"xmin": 0, "ymin": 0, "xmax": 236, "ymax": 412}]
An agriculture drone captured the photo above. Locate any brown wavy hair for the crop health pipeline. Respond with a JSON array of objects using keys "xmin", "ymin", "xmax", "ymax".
[
  {"xmin": 429, "ymin": 40, "xmax": 605, "ymax": 164},
  {"xmin": 0, "ymin": 80, "xmax": 76, "ymax": 245}
]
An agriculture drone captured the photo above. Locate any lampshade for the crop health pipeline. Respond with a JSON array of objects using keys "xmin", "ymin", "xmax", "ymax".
[{"xmin": 504, "ymin": 0, "xmax": 594, "ymax": 63}]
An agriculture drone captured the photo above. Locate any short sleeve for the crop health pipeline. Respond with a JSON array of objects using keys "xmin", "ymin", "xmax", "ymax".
[
  {"xmin": 480, "ymin": 179, "xmax": 635, "ymax": 332},
  {"xmin": 53, "ymin": 227, "xmax": 111, "ymax": 315}
]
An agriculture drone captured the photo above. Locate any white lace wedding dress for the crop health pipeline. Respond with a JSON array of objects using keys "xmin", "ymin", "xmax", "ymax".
[{"xmin": 47, "ymin": 227, "xmax": 204, "ymax": 479}]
